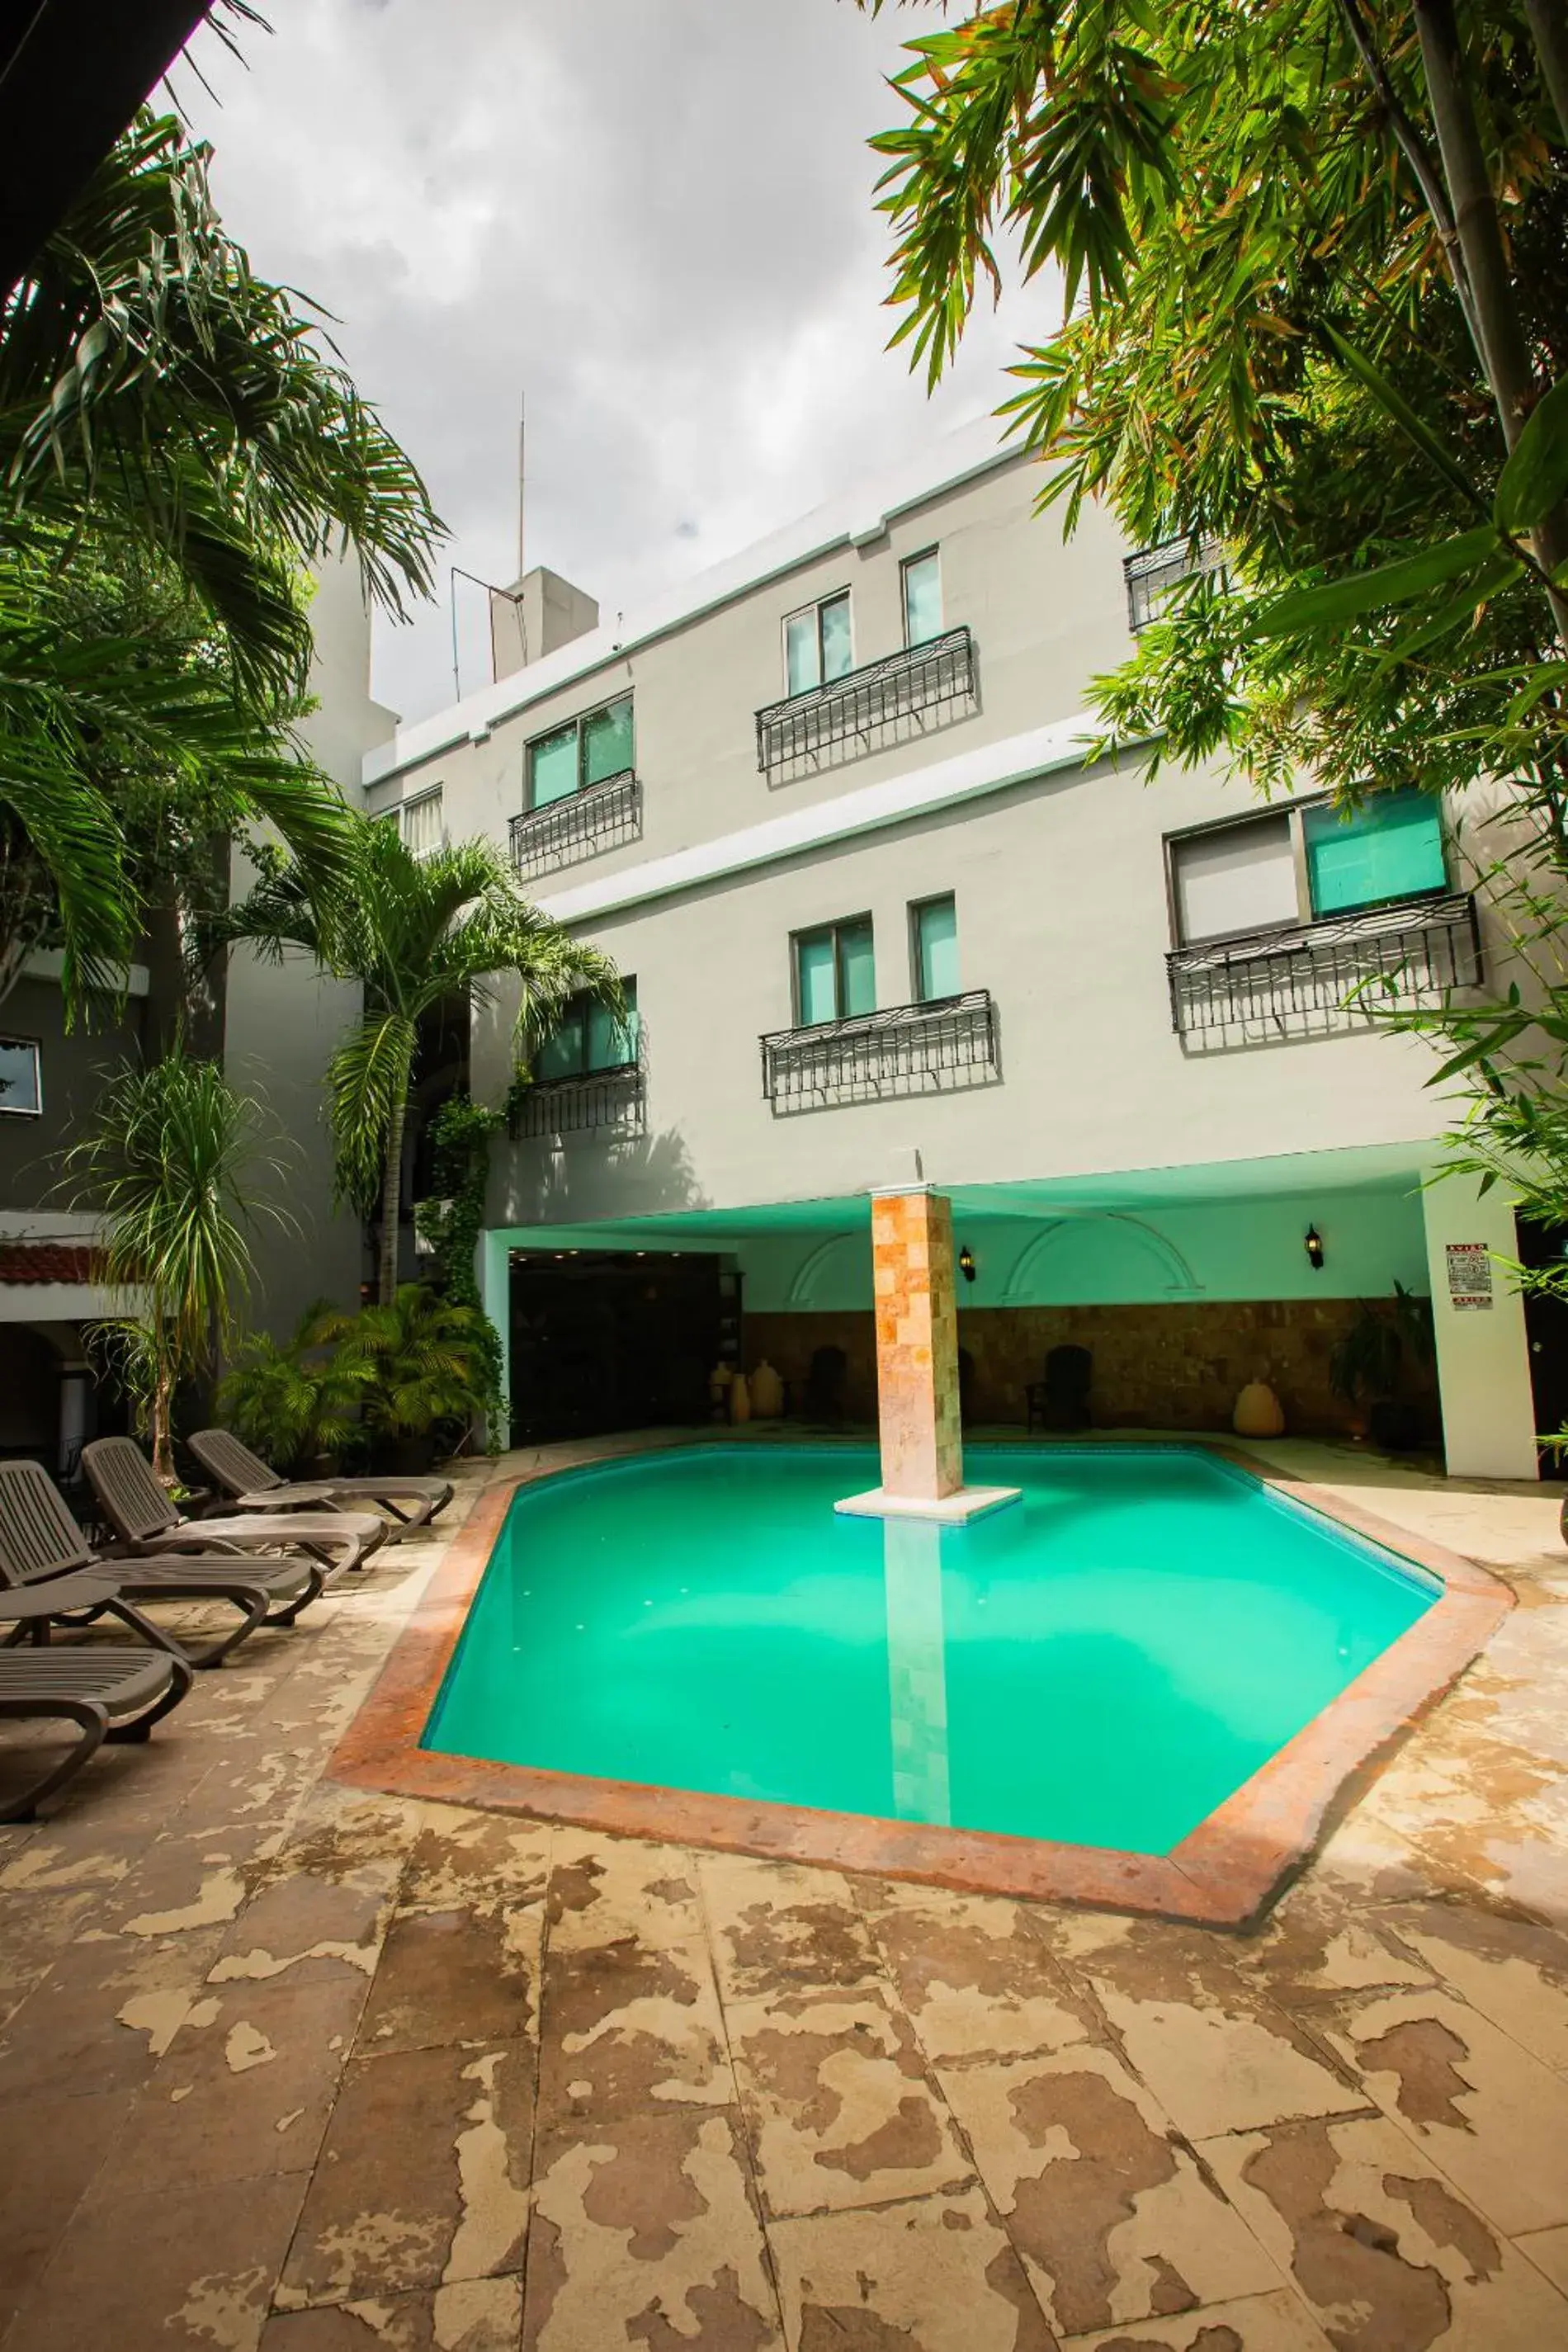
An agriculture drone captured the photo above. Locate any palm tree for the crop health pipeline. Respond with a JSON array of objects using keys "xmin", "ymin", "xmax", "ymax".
[
  {"xmin": 220, "ymin": 817, "xmax": 621, "ymax": 1305},
  {"xmin": 64, "ymin": 1037, "xmax": 290, "ymax": 1480},
  {"xmin": 1, "ymin": 111, "xmax": 443, "ymax": 1004}
]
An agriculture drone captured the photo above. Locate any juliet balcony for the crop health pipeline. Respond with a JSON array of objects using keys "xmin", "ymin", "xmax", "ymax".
[
  {"xmin": 1124, "ymin": 536, "xmax": 1226, "ymax": 632},
  {"xmin": 760, "ymin": 988, "xmax": 999, "ymax": 1114},
  {"xmin": 508, "ymin": 768, "xmax": 642, "ymax": 881},
  {"xmin": 1166, "ymin": 891, "xmax": 1482, "ymax": 1047},
  {"xmin": 754, "ymin": 626, "xmax": 977, "ymax": 782},
  {"xmin": 508, "ymin": 1061, "xmax": 645, "ymax": 1141}
]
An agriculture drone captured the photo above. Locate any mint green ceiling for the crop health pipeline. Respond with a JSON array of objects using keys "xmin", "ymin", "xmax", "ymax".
[{"xmin": 498, "ymin": 1141, "xmax": 1432, "ymax": 1254}]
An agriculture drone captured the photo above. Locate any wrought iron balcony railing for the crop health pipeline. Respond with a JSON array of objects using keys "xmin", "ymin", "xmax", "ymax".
[
  {"xmin": 1167, "ymin": 890, "xmax": 1482, "ymax": 1044},
  {"xmin": 761, "ymin": 988, "xmax": 999, "ymax": 1112},
  {"xmin": 754, "ymin": 626, "xmax": 976, "ymax": 778},
  {"xmin": 509, "ymin": 769, "xmax": 641, "ymax": 881},
  {"xmin": 508, "ymin": 1062, "xmax": 645, "ymax": 1141},
  {"xmin": 1124, "ymin": 536, "xmax": 1226, "ymax": 632}
]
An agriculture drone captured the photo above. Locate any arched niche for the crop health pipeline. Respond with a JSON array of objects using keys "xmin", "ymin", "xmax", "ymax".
[
  {"xmin": 786, "ymin": 1230, "xmax": 873, "ymax": 1311},
  {"xmin": 1002, "ymin": 1213, "xmax": 1202, "ymax": 1306}
]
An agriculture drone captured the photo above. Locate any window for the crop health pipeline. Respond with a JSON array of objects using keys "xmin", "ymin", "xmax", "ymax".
[
  {"xmin": 902, "ymin": 550, "xmax": 943, "ymax": 647},
  {"xmin": 1125, "ymin": 536, "xmax": 1226, "ymax": 632},
  {"xmin": 1172, "ymin": 815, "xmax": 1298, "ymax": 945},
  {"xmin": 1170, "ymin": 792, "xmax": 1447, "ymax": 945},
  {"xmin": 793, "ymin": 918, "xmax": 875, "ymax": 1026},
  {"xmin": 0, "ymin": 1037, "xmax": 40, "ymax": 1116},
  {"xmin": 400, "ymin": 789, "xmax": 445, "ymax": 859},
  {"xmin": 528, "ymin": 697, "xmax": 634, "ymax": 810},
  {"xmin": 784, "ymin": 593, "xmax": 852, "ymax": 697},
  {"xmin": 911, "ymin": 895, "xmax": 959, "ymax": 1001},
  {"xmin": 534, "ymin": 981, "xmax": 640, "ymax": 1080},
  {"xmin": 1304, "ymin": 792, "xmax": 1447, "ymax": 916}
]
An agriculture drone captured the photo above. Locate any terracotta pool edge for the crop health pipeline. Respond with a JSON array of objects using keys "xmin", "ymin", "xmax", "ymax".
[{"xmin": 326, "ymin": 1433, "xmax": 1514, "ymax": 1927}]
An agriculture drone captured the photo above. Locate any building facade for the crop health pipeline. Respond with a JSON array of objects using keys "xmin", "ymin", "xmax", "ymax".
[{"xmin": 362, "ymin": 422, "xmax": 1538, "ymax": 1479}]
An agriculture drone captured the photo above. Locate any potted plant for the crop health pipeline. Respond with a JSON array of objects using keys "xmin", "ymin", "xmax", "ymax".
[{"xmin": 1329, "ymin": 1282, "xmax": 1435, "ymax": 1452}]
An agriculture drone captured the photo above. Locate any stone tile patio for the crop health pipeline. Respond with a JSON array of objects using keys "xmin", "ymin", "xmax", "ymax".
[{"xmin": 2, "ymin": 1436, "xmax": 1566, "ymax": 2350}]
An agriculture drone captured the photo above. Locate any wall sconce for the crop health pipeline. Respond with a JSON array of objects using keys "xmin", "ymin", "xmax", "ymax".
[
  {"xmin": 958, "ymin": 1244, "xmax": 977, "ymax": 1284},
  {"xmin": 1304, "ymin": 1226, "xmax": 1325, "ymax": 1272}
]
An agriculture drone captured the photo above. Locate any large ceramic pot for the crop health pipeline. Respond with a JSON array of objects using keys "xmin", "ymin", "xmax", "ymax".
[
  {"xmin": 1233, "ymin": 1381, "xmax": 1285, "ymax": 1438},
  {"xmin": 729, "ymin": 1372, "xmax": 752, "ymax": 1425},
  {"xmin": 749, "ymin": 1360, "xmax": 783, "ymax": 1419}
]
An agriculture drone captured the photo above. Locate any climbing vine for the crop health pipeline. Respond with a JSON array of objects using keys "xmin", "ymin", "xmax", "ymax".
[{"xmin": 415, "ymin": 1093, "xmax": 506, "ymax": 1449}]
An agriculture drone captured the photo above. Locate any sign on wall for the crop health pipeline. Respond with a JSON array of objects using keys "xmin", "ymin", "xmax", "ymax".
[{"xmin": 1444, "ymin": 1243, "xmax": 1495, "ymax": 1311}]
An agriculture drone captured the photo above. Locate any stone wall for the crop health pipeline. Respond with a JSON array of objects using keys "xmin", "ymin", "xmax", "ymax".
[{"xmin": 744, "ymin": 1298, "xmax": 1438, "ymax": 1436}]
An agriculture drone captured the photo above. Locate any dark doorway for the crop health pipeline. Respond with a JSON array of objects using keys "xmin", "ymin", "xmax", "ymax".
[
  {"xmin": 1517, "ymin": 1216, "xmax": 1568, "ymax": 1468},
  {"xmin": 508, "ymin": 1251, "xmax": 727, "ymax": 1440}
]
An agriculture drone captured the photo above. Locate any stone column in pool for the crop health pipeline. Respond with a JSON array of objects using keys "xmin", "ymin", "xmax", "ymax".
[
  {"xmin": 875, "ymin": 1186, "xmax": 964, "ymax": 1501},
  {"xmin": 835, "ymin": 1186, "xmax": 1021, "ymax": 1524}
]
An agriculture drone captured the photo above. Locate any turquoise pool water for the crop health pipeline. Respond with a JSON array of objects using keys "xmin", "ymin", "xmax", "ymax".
[{"xmin": 423, "ymin": 1444, "xmax": 1437, "ymax": 1855}]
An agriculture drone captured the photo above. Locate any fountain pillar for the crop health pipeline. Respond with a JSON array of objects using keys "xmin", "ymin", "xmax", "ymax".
[{"xmin": 836, "ymin": 1186, "xmax": 1020, "ymax": 1525}]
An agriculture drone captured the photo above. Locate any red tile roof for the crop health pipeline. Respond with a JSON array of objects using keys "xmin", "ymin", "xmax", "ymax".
[{"xmin": 0, "ymin": 1242, "xmax": 103, "ymax": 1287}]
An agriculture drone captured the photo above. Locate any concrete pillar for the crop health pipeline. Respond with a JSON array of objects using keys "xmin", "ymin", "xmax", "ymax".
[
  {"xmin": 1420, "ymin": 1174, "xmax": 1539, "ymax": 1481},
  {"xmin": 479, "ymin": 1230, "xmax": 512, "ymax": 1452},
  {"xmin": 872, "ymin": 1186, "xmax": 964, "ymax": 1501},
  {"xmin": 882, "ymin": 1518, "xmax": 950, "ymax": 1825},
  {"xmin": 837, "ymin": 1187, "xmax": 1020, "ymax": 1525}
]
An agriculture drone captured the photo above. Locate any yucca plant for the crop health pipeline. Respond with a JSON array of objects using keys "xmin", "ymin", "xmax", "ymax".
[
  {"xmin": 218, "ymin": 1298, "xmax": 376, "ymax": 1474},
  {"xmin": 64, "ymin": 1039, "xmax": 290, "ymax": 1481}
]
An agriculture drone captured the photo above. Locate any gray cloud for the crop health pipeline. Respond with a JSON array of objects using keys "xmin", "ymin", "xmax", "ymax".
[{"xmin": 182, "ymin": 0, "xmax": 1041, "ymax": 724}]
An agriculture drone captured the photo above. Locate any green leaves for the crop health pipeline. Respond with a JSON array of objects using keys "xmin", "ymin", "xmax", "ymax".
[
  {"xmin": 1248, "ymin": 527, "xmax": 1506, "ymax": 636},
  {"xmin": 1495, "ymin": 376, "xmax": 1568, "ymax": 534},
  {"xmin": 223, "ymin": 813, "xmax": 625, "ymax": 1252}
]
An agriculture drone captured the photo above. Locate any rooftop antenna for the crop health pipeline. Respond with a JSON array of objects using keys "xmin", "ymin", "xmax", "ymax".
[{"xmin": 524, "ymin": 390, "xmax": 536, "ymax": 583}]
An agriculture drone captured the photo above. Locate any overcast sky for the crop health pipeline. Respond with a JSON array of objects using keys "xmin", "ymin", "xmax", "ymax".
[{"xmin": 179, "ymin": 0, "xmax": 1040, "ymax": 725}]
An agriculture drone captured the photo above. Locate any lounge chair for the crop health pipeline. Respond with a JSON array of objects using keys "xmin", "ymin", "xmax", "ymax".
[
  {"xmin": 188, "ymin": 1428, "xmax": 455, "ymax": 1539},
  {"xmin": 83, "ymin": 1436, "xmax": 385, "ymax": 1578},
  {"xmin": 0, "ymin": 1460, "xmax": 328, "ymax": 1670},
  {"xmin": 0, "ymin": 1575, "xmax": 194, "ymax": 1820}
]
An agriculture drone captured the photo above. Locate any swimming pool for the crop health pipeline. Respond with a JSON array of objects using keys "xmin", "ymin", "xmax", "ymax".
[{"xmin": 423, "ymin": 1443, "xmax": 1438, "ymax": 1857}]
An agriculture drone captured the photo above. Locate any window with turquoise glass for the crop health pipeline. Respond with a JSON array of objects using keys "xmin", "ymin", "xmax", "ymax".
[
  {"xmin": 913, "ymin": 895, "xmax": 959, "ymax": 999},
  {"xmin": 795, "ymin": 931, "xmax": 838, "ymax": 1025},
  {"xmin": 533, "ymin": 1001, "xmax": 585, "ymax": 1079},
  {"xmin": 535, "ymin": 980, "xmax": 638, "ymax": 1079},
  {"xmin": 587, "ymin": 981, "xmax": 638, "ymax": 1070},
  {"xmin": 794, "ymin": 918, "xmax": 875, "ymax": 1023},
  {"xmin": 786, "ymin": 610, "xmax": 819, "ymax": 697},
  {"xmin": 902, "ymin": 551, "xmax": 942, "ymax": 646},
  {"xmin": 583, "ymin": 698, "xmax": 633, "ymax": 786},
  {"xmin": 1305, "ymin": 791, "xmax": 1446, "ymax": 916},
  {"xmin": 838, "ymin": 918, "xmax": 875, "ymax": 1014},
  {"xmin": 819, "ymin": 593, "xmax": 852, "ymax": 682},
  {"xmin": 528, "ymin": 725, "xmax": 579, "ymax": 809},
  {"xmin": 784, "ymin": 593, "xmax": 852, "ymax": 696},
  {"xmin": 528, "ymin": 697, "xmax": 633, "ymax": 808}
]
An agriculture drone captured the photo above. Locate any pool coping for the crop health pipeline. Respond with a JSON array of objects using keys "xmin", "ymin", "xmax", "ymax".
[{"xmin": 327, "ymin": 1430, "xmax": 1514, "ymax": 1928}]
